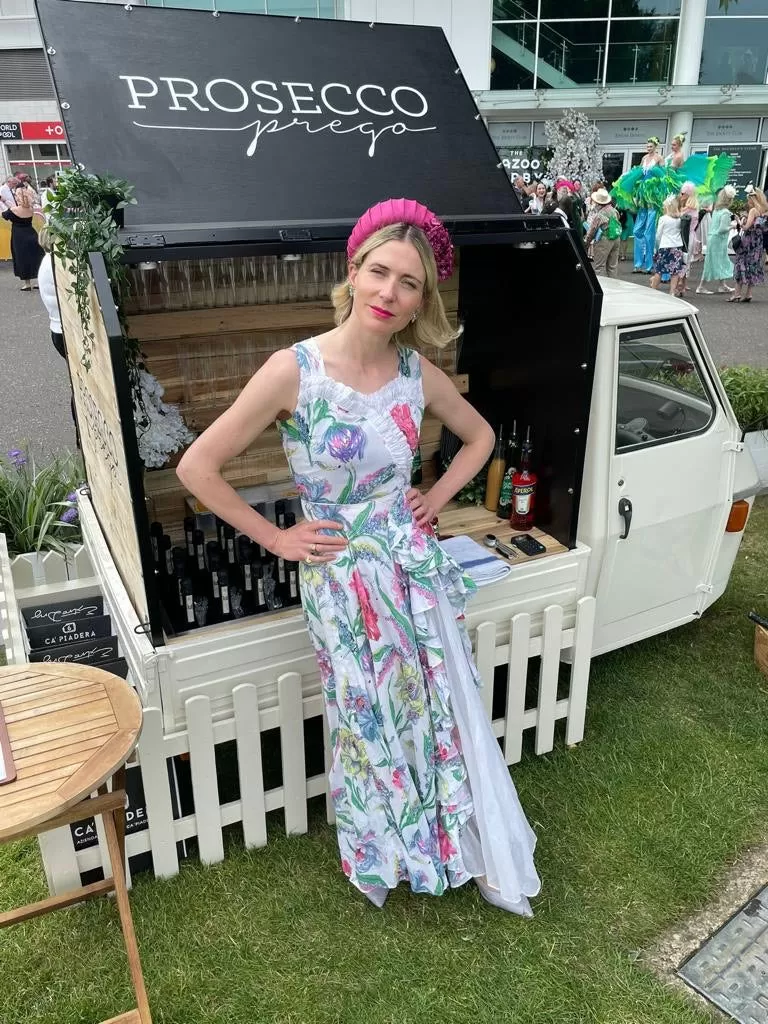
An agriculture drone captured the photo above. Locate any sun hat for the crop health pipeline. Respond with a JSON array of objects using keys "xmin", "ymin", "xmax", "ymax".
[
  {"xmin": 346, "ymin": 198, "xmax": 455, "ymax": 282},
  {"xmin": 591, "ymin": 188, "xmax": 612, "ymax": 205}
]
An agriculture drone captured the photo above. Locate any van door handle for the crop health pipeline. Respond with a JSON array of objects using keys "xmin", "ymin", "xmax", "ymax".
[{"xmin": 618, "ymin": 497, "xmax": 633, "ymax": 540}]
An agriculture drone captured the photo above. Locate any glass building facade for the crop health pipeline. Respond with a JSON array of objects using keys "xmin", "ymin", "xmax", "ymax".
[
  {"xmin": 701, "ymin": 2, "xmax": 768, "ymax": 87},
  {"xmin": 492, "ymin": 1, "xmax": 768, "ymax": 91}
]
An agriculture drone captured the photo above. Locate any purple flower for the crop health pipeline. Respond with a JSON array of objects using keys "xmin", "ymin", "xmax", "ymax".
[
  {"xmin": 7, "ymin": 449, "xmax": 26, "ymax": 467},
  {"xmin": 60, "ymin": 507, "xmax": 78, "ymax": 524},
  {"xmin": 321, "ymin": 422, "xmax": 367, "ymax": 463},
  {"xmin": 65, "ymin": 491, "xmax": 79, "ymax": 503}
]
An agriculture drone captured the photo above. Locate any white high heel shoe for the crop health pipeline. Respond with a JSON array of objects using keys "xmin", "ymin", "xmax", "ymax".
[{"xmin": 475, "ymin": 876, "xmax": 533, "ymax": 918}]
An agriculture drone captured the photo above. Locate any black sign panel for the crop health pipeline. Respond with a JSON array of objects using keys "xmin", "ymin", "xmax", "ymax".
[
  {"xmin": 708, "ymin": 144, "xmax": 764, "ymax": 198},
  {"xmin": 36, "ymin": 0, "xmax": 519, "ymax": 234},
  {"xmin": 0, "ymin": 122, "xmax": 21, "ymax": 141},
  {"xmin": 26, "ymin": 614, "xmax": 112, "ymax": 650},
  {"xmin": 22, "ymin": 595, "xmax": 104, "ymax": 628},
  {"xmin": 28, "ymin": 634, "xmax": 119, "ymax": 666}
]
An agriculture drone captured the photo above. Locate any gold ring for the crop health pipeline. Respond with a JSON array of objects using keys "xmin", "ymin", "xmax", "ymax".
[{"xmin": 304, "ymin": 555, "xmax": 313, "ymax": 565}]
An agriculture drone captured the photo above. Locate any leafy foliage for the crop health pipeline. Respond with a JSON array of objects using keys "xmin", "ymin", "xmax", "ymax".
[
  {"xmin": 0, "ymin": 448, "xmax": 83, "ymax": 555},
  {"xmin": 46, "ymin": 169, "xmax": 142, "ymax": 398},
  {"xmin": 718, "ymin": 365, "xmax": 768, "ymax": 433}
]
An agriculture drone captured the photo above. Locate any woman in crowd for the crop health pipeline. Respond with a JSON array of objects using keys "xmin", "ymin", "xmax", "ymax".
[
  {"xmin": 1, "ymin": 178, "xmax": 44, "ymax": 290},
  {"xmin": 676, "ymin": 182, "xmax": 699, "ymax": 296},
  {"xmin": 650, "ymin": 194, "xmax": 685, "ymax": 295},
  {"xmin": 697, "ymin": 185, "xmax": 736, "ymax": 295},
  {"xmin": 730, "ymin": 185, "xmax": 768, "ymax": 303},
  {"xmin": 583, "ymin": 188, "xmax": 621, "ymax": 277},
  {"xmin": 527, "ymin": 181, "xmax": 548, "ymax": 214},
  {"xmin": 177, "ymin": 198, "xmax": 541, "ymax": 915}
]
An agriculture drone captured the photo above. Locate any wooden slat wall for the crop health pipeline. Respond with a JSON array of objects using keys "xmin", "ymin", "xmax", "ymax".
[{"xmin": 129, "ymin": 257, "xmax": 461, "ymax": 530}]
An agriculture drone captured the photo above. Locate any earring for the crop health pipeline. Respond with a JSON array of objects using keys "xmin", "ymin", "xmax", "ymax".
[
  {"xmin": 410, "ymin": 310, "xmax": 418, "ymax": 323},
  {"xmin": 349, "ymin": 283, "xmax": 355, "ymax": 296}
]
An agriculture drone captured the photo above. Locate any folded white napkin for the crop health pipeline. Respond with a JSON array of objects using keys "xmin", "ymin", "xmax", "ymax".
[{"xmin": 439, "ymin": 535, "xmax": 512, "ymax": 587}]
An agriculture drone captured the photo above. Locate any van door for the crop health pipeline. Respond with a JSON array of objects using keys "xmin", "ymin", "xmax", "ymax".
[{"xmin": 593, "ymin": 319, "xmax": 735, "ymax": 654}]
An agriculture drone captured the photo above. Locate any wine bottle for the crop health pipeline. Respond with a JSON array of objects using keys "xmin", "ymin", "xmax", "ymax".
[
  {"xmin": 274, "ymin": 499, "xmax": 287, "ymax": 530},
  {"xmin": 276, "ymin": 512, "xmax": 294, "ymax": 602},
  {"xmin": 287, "ymin": 561, "xmax": 300, "ymax": 606},
  {"xmin": 193, "ymin": 528, "xmax": 206, "ymax": 580},
  {"xmin": 215, "ymin": 515, "xmax": 227, "ymax": 554},
  {"xmin": 171, "ymin": 546, "xmax": 188, "ymax": 630},
  {"xmin": 183, "ymin": 516, "xmax": 196, "ymax": 563},
  {"xmin": 205, "ymin": 544, "xmax": 222, "ymax": 624},
  {"xmin": 218, "ymin": 568, "xmax": 234, "ymax": 621},
  {"xmin": 252, "ymin": 559, "xmax": 267, "ymax": 612},
  {"xmin": 484, "ymin": 425, "xmax": 505, "ymax": 512},
  {"xmin": 254, "ymin": 503, "xmax": 268, "ymax": 559},
  {"xmin": 150, "ymin": 520, "xmax": 164, "ymax": 570},
  {"xmin": 511, "ymin": 426, "xmax": 538, "ymax": 531},
  {"xmin": 496, "ymin": 420, "xmax": 519, "ymax": 520},
  {"xmin": 180, "ymin": 576, "xmax": 196, "ymax": 631}
]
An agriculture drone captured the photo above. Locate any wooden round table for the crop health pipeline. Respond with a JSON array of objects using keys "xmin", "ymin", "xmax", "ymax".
[{"xmin": 0, "ymin": 663, "xmax": 151, "ymax": 1024}]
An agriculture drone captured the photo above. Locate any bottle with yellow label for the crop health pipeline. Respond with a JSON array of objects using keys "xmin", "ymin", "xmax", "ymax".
[{"xmin": 484, "ymin": 425, "xmax": 505, "ymax": 512}]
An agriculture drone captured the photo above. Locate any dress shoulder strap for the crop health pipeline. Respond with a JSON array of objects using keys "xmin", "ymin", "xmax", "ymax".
[
  {"xmin": 292, "ymin": 339, "xmax": 323, "ymax": 378},
  {"xmin": 397, "ymin": 344, "xmax": 422, "ymax": 381}
]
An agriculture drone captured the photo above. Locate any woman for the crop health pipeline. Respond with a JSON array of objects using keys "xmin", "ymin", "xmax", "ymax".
[
  {"xmin": 1, "ymin": 180, "xmax": 43, "ymax": 290},
  {"xmin": 584, "ymin": 188, "xmax": 621, "ymax": 278},
  {"xmin": 527, "ymin": 181, "xmax": 547, "ymax": 214},
  {"xmin": 697, "ymin": 186, "xmax": 736, "ymax": 295},
  {"xmin": 632, "ymin": 137, "xmax": 665, "ymax": 274},
  {"xmin": 730, "ymin": 185, "xmax": 768, "ymax": 303},
  {"xmin": 650, "ymin": 194, "xmax": 685, "ymax": 295},
  {"xmin": 178, "ymin": 199, "xmax": 541, "ymax": 915},
  {"xmin": 676, "ymin": 182, "xmax": 699, "ymax": 296}
]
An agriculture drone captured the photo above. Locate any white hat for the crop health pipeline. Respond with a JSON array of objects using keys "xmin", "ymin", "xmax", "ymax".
[{"xmin": 591, "ymin": 188, "xmax": 612, "ymax": 205}]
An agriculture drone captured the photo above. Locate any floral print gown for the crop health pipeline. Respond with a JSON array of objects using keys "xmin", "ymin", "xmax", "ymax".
[{"xmin": 279, "ymin": 339, "xmax": 540, "ymax": 911}]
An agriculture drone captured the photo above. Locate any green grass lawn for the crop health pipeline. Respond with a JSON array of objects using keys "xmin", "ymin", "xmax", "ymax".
[{"xmin": 2, "ymin": 499, "xmax": 767, "ymax": 1024}]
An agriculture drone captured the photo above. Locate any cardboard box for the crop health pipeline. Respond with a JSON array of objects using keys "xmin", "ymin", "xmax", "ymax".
[{"xmin": 756, "ymin": 625, "xmax": 768, "ymax": 679}]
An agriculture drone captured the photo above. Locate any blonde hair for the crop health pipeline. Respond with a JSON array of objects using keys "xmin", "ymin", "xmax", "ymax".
[
  {"xmin": 15, "ymin": 185, "xmax": 34, "ymax": 211},
  {"xmin": 331, "ymin": 223, "xmax": 457, "ymax": 350},
  {"xmin": 747, "ymin": 188, "xmax": 768, "ymax": 214},
  {"xmin": 663, "ymin": 195, "xmax": 680, "ymax": 217},
  {"xmin": 715, "ymin": 187, "xmax": 735, "ymax": 210},
  {"xmin": 37, "ymin": 225, "xmax": 53, "ymax": 252}
]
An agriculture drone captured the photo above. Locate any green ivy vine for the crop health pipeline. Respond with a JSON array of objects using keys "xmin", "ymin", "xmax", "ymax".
[{"xmin": 46, "ymin": 168, "xmax": 143, "ymax": 400}]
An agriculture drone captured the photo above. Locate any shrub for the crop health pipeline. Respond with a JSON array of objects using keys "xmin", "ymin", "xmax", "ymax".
[
  {"xmin": 0, "ymin": 448, "xmax": 84, "ymax": 556},
  {"xmin": 718, "ymin": 366, "xmax": 768, "ymax": 433}
]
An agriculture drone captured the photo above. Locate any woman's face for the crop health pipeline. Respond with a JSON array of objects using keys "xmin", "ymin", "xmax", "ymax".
[
  {"xmin": 646, "ymin": 141, "xmax": 656, "ymax": 154},
  {"xmin": 671, "ymin": 139, "xmax": 681, "ymax": 152},
  {"xmin": 348, "ymin": 239, "xmax": 425, "ymax": 333},
  {"xmin": 536, "ymin": 183, "xmax": 546, "ymax": 199}
]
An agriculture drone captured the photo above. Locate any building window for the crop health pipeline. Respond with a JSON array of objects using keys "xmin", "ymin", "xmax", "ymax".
[
  {"xmin": 706, "ymin": 0, "xmax": 766, "ymax": 13},
  {"xmin": 538, "ymin": 21, "xmax": 609, "ymax": 87},
  {"xmin": 491, "ymin": 7, "xmax": 680, "ymax": 90},
  {"xmin": 4, "ymin": 142, "xmax": 71, "ymax": 186},
  {"xmin": 700, "ymin": 16, "xmax": 768, "ymax": 85},
  {"xmin": 605, "ymin": 19, "xmax": 678, "ymax": 85}
]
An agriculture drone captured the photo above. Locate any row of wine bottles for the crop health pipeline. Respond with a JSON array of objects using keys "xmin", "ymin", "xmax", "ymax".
[
  {"xmin": 484, "ymin": 421, "xmax": 538, "ymax": 529},
  {"xmin": 148, "ymin": 504, "xmax": 300, "ymax": 633}
]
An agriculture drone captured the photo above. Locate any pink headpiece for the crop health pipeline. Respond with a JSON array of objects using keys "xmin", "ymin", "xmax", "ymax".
[
  {"xmin": 346, "ymin": 198, "xmax": 455, "ymax": 282},
  {"xmin": 555, "ymin": 178, "xmax": 576, "ymax": 194}
]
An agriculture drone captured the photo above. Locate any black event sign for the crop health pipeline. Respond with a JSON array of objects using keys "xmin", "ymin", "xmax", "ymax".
[
  {"xmin": 708, "ymin": 144, "xmax": 763, "ymax": 198},
  {"xmin": 35, "ymin": 0, "xmax": 519, "ymax": 231}
]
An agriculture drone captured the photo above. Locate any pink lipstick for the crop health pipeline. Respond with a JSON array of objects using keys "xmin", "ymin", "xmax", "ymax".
[{"xmin": 370, "ymin": 306, "xmax": 394, "ymax": 319}]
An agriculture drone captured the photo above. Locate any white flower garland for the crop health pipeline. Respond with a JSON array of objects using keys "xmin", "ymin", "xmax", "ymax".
[
  {"xmin": 544, "ymin": 109, "xmax": 603, "ymax": 187},
  {"xmin": 134, "ymin": 369, "xmax": 195, "ymax": 469}
]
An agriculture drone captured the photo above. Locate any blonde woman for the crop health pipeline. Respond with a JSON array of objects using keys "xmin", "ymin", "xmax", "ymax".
[
  {"xmin": 697, "ymin": 186, "xmax": 737, "ymax": 295},
  {"xmin": 177, "ymin": 199, "xmax": 540, "ymax": 916},
  {"xmin": 0, "ymin": 180, "xmax": 43, "ymax": 289},
  {"xmin": 650, "ymin": 195, "xmax": 685, "ymax": 294},
  {"xmin": 731, "ymin": 184, "xmax": 768, "ymax": 302},
  {"xmin": 676, "ymin": 181, "xmax": 699, "ymax": 296}
]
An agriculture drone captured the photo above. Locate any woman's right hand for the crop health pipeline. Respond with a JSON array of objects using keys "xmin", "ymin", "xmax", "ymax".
[{"xmin": 270, "ymin": 519, "xmax": 347, "ymax": 564}]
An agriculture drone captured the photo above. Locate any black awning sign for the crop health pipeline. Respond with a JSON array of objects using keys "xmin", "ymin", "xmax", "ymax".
[
  {"xmin": 121, "ymin": 76, "xmax": 437, "ymax": 160},
  {"xmin": 35, "ymin": 1, "xmax": 519, "ymax": 230}
]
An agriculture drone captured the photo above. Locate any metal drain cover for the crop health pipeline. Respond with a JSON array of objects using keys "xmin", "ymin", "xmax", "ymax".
[{"xmin": 678, "ymin": 885, "xmax": 768, "ymax": 1022}]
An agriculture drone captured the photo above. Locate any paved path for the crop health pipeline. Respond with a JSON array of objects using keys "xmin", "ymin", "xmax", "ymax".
[{"xmin": 0, "ymin": 256, "xmax": 765, "ymax": 458}]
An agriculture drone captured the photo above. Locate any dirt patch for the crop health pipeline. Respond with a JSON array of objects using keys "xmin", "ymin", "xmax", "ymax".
[{"xmin": 642, "ymin": 841, "xmax": 768, "ymax": 1017}]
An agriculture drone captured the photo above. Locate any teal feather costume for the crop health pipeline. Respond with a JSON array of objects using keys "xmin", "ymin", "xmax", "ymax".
[{"xmin": 611, "ymin": 153, "xmax": 735, "ymax": 212}]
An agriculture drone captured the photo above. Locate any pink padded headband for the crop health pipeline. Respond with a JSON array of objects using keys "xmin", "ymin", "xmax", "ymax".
[{"xmin": 346, "ymin": 198, "xmax": 455, "ymax": 282}]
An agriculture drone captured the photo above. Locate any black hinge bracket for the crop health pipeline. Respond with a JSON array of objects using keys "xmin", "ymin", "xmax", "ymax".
[{"xmin": 124, "ymin": 233, "xmax": 166, "ymax": 248}]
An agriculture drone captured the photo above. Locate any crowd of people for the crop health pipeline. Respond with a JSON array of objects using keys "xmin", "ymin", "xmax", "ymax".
[{"xmin": 511, "ymin": 171, "xmax": 768, "ymax": 301}]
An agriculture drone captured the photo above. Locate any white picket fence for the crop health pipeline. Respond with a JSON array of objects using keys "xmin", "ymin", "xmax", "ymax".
[{"xmin": 0, "ymin": 533, "xmax": 596, "ymax": 893}]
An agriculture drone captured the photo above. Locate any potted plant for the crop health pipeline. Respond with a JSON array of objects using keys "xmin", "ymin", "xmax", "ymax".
[
  {"xmin": 0, "ymin": 447, "xmax": 83, "ymax": 568},
  {"xmin": 718, "ymin": 366, "xmax": 768, "ymax": 492}
]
